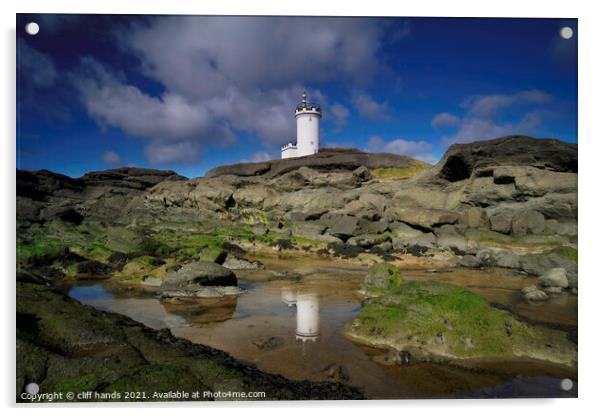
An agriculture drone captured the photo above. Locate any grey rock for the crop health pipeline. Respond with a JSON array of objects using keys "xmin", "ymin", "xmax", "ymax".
[
  {"xmin": 141, "ymin": 276, "xmax": 163, "ymax": 286},
  {"xmin": 460, "ymin": 207, "xmax": 490, "ymax": 229},
  {"xmin": 162, "ymin": 261, "xmax": 237, "ymax": 288},
  {"xmin": 321, "ymin": 214, "xmax": 358, "ymax": 238},
  {"xmin": 543, "ymin": 286, "xmax": 564, "ymax": 295},
  {"xmin": 222, "ymin": 255, "xmax": 264, "ymax": 271},
  {"xmin": 511, "ymin": 210, "xmax": 546, "ymax": 236},
  {"xmin": 357, "ymin": 219, "xmax": 390, "ymax": 235},
  {"xmin": 489, "ymin": 209, "xmax": 514, "ymax": 234},
  {"xmin": 360, "ymin": 263, "xmax": 403, "ymax": 294},
  {"xmin": 538, "ymin": 268, "xmax": 569, "ymax": 288},
  {"xmin": 347, "ymin": 234, "xmax": 390, "ymax": 248},
  {"xmin": 476, "ymin": 248, "xmax": 520, "ymax": 269},
  {"xmin": 459, "ymin": 255, "xmax": 481, "ymax": 268},
  {"xmin": 520, "ymin": 253, "xmax": 577, "ymax": 284},
  {"xmin": 522, "ymin": 286, "xmax": 549, "ymax": 302},
  {"xmin": 385, "ymin": 207, "xmax": 459, "ymax": 230},
  {"xmin": 545, "ymin": 220, "xmax": 577, "ymax": 236},
  {"xmin": 353, "ymin": 165, "xmax": 372, "ymax": 182},
  {"xmin": 390, "ymin": 222, "xmax": 424, "ymax": 239},
  {"xmin": 392, "ymin": 232, "xmax": 437, "ymax": 251},
  {"xmin": 435, "ymin": 225, "xmax": 468, "ymax": 253},
  {"xmin": 161, "ymin": 286, "xmax": 244, "ymax": 299}
]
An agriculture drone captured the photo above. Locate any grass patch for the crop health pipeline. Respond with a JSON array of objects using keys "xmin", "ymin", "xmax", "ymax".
[{"xmin": 371, "ymin": 162, "xmax": 431, "ymax": 180}]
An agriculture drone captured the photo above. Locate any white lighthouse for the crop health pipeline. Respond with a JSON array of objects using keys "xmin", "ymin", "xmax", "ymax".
[
  {"xmin": 281, "ymin": 92, "xmax": 322, "ymax": 159},
  {"xmin": 295, "ymin": 293, "xmax": 319, "ymax": 343}
]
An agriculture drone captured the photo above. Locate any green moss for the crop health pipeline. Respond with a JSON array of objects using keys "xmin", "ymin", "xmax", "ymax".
[
  {"xmin": 553, "ymin": 246, "xmax": 578, "ymax": 263},
  {"xmin": 290, "ymin": 235, "xmax": 325, "ymax": 247},
  {"xmin": 119, "ymin": 255, "xmax": 164, "ymax": 279},
  {"xmin": 106, "ymin": 364, "xmax": 207, "ymax": 399},
  {"xmin": 360, "ymin": 262, "xmax": 404, "ymax": 297},
  {"xmin": 84, "ymin": 243, "xmax": 113, "ymax": 261},
  {"xmin": 348, "ymin": 280, "xmax": 575, "ymax": 360},
  {"xmin": 371, "ymin": 162, "xmax": 431, "ymax": 180},
  {"xmin": 50, "ymin": 374, "xmax": 98, "ymax": 394}
]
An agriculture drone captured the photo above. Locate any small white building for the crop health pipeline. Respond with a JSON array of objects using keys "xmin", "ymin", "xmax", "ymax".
[{"xmin": 281, "ymin": 92, "xmax": 322, "ymax": 159}]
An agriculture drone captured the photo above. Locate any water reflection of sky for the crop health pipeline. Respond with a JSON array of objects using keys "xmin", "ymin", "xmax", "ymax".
[{"xmin": 69, "ymin": 284, "xmax": 113, "ymax": 301}]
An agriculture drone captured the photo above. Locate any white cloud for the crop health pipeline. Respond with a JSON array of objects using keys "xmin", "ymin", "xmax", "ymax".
[
  {"xmin": 462, "ymin": 89, "xmax": 552, "ymax": 118},
  {"xmin": 351, "ymin": 91, "xmax": 390, "ymax": 121},
  {"xmin": 127, "ymin": 16, "xmax": 386, "ymax": 99},
  {"xmin": 329, "ymin": 103, "xmax": 350, "ymax": 131},
  {"xmin": 440, "ymin": 90, "xmax": 556, "ymax": 145},
  {"xmin": 366, "ymin": 136, "xmax": 437, "ymax": 163},
  {"xmin": 73, "ymin": 57, "xmax": 235, "ymax": 164},
  {"xmin": 144, "ymin": 141, "xmax": 201, "ymax": 165},
  {"xmin": 72, "ymin": 17, "xmax": 391, "ymax": 164},
  {"xmin": 101, "ymin": 150, "xmax": 123, "ymax": 165},
  {"xmin": 18, "ymin": 42, "xmax": 56, "ymax": 88},
  {"xmin": 431, "ymin": 112, "xmax": 460, "ymax": 128}
]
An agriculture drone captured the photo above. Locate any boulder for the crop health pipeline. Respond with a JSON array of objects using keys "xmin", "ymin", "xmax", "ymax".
[
  {"xmin": 543, "ymin": 286, "xmax": 564, "ymax": 295},
  {"xmin": 545, "ymin": 220, "xmax": 577, "ymax": 236},
  {"xmin": 385, "ymin": 207, "xmax": 459, "ymax": 231},
  {"xmin": 360, "ymin": 263, "xmax": 404, "ymax": 296},
  {"xmin": 460, "ymin": 207, "xmax": 490, "ymax": 229},
  {"xmin": 522, "ymin": 285, "xmax": 549, "ymax": 302},
  {"xmin": 488, "ymin": 209, "xmax": 514, "ymax": 234},
  {"xmin": 459, "ymin": 255, "xmax": 481, "ymax": 268},
  {"xmin": 476, "ymin": 249, "xmax": 520, "ymax": 269},
  {"xmin": 434, "ymin": 225, "xmax": 468, "ymax": 253},
  {"xmin": 538, "ymin": 268, "xmax": 569, "ymax": 288},
  {"xmin": 511, "ymin": 210, "xmax": 546, "ymax": 236},
  {"xmin": 321, "ymin": 214, "xmax": 359, "ymax": 238},
  {"xmin": 353, "ymin": 166, "xmax": 372, "ymax": 182},
  {"xmin": 392, "ymin": 232, "xmax": 437, "ymax": 251},
  {"xmin": 390, "ymin": 222, "xmax": 424, "ymax": 239},
  {"xmin": 357, "ymin": 219, "xmax": 389, "ymax": 235},
  {"xmin": 161, "ymin": 261, "xmax": 237, "ymax": 288},
  {"xmin": 222, "ymin": 255, "xmax": 264, "ymax": 270},
  {"xmin": 519, "ymin": 252, "xmax": 577, "ymax": 284}
]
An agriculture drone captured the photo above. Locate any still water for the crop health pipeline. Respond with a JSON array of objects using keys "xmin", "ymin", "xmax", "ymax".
[{"xmin": 66, "ymin": 258, "xmax": 577, "ymax": 399}]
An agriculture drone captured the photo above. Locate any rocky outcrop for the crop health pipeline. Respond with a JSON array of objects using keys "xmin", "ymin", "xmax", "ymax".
[
  {"xmin": 17, "ymin": 136, "xmax": 578, "ymax": 271},
  {"xmin": 345, "ymin": 269, "xmax": 577, "ymax": 367},
  {"xmin": 205, "ymin": 148, "xmax": 420, "ymax": 178},
  {"xmin": 161, "ymin": 261, "xmax": 236, "ymax": 287},
  {"xmin": 17, "ymin": 280, "xmax": 363, "ymax": 401},
  {"xmin": 17, "ymin": 167, "xmax": 185, "ymax": 223}
]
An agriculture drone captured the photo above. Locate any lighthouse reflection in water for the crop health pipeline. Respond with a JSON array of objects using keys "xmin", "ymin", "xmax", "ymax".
[{"xmin": 281, "ymin": 288, "xmax": 320, "ymax": 353}]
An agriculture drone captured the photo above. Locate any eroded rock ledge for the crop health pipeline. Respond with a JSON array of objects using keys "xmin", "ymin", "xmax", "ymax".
[{"xmin": 16, "ymin": 279, "xmax": 363, "ymax": 401}]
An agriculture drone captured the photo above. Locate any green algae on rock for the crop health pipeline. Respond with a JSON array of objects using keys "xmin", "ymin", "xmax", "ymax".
[
  {"xmin": 359, "ymin": 262, "xmax": 404, "ymax": 297},
  {"xmin": 16, "ymin": 281, "xmax": 364, "ymax": 401},
  {"xmin": 345, "ymin": 271, "xmax": 576, "ymax": 367}
]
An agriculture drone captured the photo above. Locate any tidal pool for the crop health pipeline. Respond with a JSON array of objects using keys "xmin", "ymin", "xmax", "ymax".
[{"xmin": 66, "ymin": 258, "xmax": 577, "ymax": 399}]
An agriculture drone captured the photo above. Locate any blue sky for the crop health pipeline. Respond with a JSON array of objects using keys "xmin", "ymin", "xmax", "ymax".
[{"xmin": 17, "ymin": 15, "xmax": 577, "ymax": 178}]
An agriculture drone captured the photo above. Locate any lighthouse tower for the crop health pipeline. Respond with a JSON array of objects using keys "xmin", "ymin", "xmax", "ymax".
[{"xmin": 281, "ymin": 92, "xmax": 322, "ymax": 159}]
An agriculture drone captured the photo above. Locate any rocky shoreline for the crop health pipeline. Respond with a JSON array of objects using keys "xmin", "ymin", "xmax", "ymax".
[
  {"xmin": 16, "ymin": 276, "xmax": 363, "ymax": 402},
  {"xmin": 16, "ymin": 135, "xmax": 578, "ymax": 398}
]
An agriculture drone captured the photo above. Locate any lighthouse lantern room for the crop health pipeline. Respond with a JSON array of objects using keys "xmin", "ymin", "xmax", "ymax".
[{"xmin": 281, "ymin": 92, "xmax": 322, "ymax": 159}]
